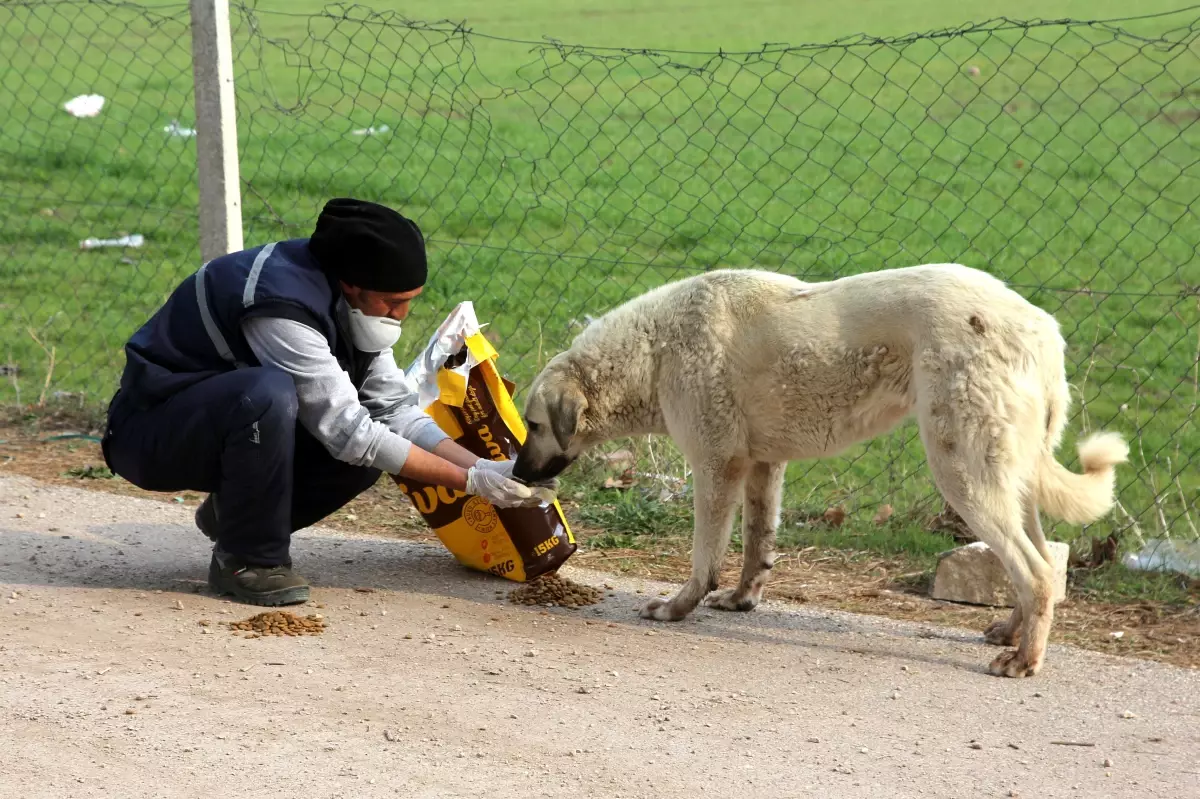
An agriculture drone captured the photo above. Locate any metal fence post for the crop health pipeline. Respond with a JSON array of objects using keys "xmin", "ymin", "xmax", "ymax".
[{"xmin": 190, "ymin": 0, "xmax": 244, "ymax": 261}]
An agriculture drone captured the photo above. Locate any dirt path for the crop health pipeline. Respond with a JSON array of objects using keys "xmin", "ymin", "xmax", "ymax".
[{"xmin": 2, "ymin": 475, "xmax": 1198, "ymax": 798}]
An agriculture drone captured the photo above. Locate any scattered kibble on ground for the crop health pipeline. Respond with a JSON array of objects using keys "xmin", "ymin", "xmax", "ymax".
[
  {"xmin": 226, "ymin": 611, "xmax": 326, "ymax": 638},
  {"xmin": 507, "ymin": 573, "xmax": 603, "ymax": 608}
]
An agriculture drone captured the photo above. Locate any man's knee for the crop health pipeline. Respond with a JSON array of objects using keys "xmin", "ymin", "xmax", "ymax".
[{"xmin": 237, "ymin": 367, "xmax": 298, "ymax": 429}]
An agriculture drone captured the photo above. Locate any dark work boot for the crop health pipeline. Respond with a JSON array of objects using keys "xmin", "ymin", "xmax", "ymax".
[
  {"xmin": 208, "ymin": 547, "xmax": 310, "ymax": 606},
  {"xmin": 195, "ymin": 496, "xmax": 219, "ymax": 542}
]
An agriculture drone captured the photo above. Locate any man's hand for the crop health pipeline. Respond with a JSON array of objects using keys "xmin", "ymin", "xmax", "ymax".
[
  {"xmin": 465, "ymin": 465, "xmax": 554, "ymax": 508},
  {"xmin": 398, "ymin": 443, "xmax": 556, "ymax": 509},
  {"xmin": 473, "ymin": 457, "xmax": 558, "ymax": 492}
]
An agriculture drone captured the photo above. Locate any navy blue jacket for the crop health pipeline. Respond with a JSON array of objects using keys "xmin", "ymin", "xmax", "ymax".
[{"xmin": 118, "ymin": 238, "xmax": 375, "ymax": 408}]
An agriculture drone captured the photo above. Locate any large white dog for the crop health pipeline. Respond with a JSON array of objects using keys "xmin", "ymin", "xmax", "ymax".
[{"xmin": 512, "ymin": 263, "xmax": 1127, "ymax": 678}]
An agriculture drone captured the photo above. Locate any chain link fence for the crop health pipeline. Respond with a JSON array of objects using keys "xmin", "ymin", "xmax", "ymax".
[{"xmin": 2, "ymin": 1, "xmax": 1197, "ymax": 563}]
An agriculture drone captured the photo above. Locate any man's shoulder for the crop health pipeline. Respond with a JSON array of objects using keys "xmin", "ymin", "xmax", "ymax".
[{"xmin": 207, "ymin": 238, "xmax": 313, "ymax": 272}]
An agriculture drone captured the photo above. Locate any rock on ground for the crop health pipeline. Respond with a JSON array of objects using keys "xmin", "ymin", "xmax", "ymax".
[{"xmin": 931, "ymin": 541, "xmax": 1070, "ymax": 607}]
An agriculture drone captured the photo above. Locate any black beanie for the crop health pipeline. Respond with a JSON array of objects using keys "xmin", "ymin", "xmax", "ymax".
[{"xmin": 308, "ymin": 198, "xmax": 427, "ymax": 292}]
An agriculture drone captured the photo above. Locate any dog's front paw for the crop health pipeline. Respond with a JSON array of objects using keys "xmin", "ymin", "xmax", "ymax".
[
  {"xmin": 638, "ymin": 596, "xmax": 692, "ymax": 622},
  {"xmin": 988, "ymin": 649, "xmax": 1041, "ymax": 678},
  {"xmin": 702, "ymin": 588, "xmax": 759, "ymax": 612}
]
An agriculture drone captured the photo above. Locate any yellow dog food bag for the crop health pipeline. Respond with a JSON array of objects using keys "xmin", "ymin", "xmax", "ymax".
[{"xmin": 394, "ymin": 302, "xmax": 576, "ymax": 582}]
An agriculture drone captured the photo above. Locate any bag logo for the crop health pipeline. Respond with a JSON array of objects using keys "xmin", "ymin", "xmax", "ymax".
[{"xmin": 462, "ymin": 495, "xmax": 499, "ymax": 534}]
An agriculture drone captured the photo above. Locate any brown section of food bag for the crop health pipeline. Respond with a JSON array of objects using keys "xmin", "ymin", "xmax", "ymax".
[{"xmin": 393, "ymin": 349, "xmax": 576, "ymax": 581}]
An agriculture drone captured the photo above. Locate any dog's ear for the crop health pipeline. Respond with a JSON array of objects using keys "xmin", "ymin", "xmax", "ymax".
[{"xmin": 551, "ymin": 382, "xmax": 588, "ymax": 452}]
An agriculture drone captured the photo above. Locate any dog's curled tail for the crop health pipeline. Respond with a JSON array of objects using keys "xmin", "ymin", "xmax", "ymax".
[{"xmin": 1037, "ymin": 432, "xmax": 1129, "ymax": 525}]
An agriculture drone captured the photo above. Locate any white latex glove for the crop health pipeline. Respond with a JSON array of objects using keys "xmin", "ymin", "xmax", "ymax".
[
  {"xmin": 473, "ymin": 458, "xmax": 559, "ymax": 492},
  {"xmin": 473, "ymin": 458, "xmax": 517, "ymax": 479},
  {"xmin": 466, "ymin": 465, "xmax": 556, "ymax": 508}
]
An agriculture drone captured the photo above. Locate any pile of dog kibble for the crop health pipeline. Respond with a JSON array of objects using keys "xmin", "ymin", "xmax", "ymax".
[
  {"xmin": 506, "ymin": 573, "xmax": 603, "ymax": 608},
  {"xmin": 224, "ymin": 610, "xmax": 327, "ymax": 638}
]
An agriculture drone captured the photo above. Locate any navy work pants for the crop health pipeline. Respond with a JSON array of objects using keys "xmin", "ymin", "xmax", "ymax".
[{"xmin": 102, "ymin": 367, "xmax": 380, "ymax": 565}]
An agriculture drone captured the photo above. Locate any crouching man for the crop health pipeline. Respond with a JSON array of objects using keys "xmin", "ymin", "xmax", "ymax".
[{"xmin": 102, "ymin": 198, "xmax": 550, "ymax": 605}]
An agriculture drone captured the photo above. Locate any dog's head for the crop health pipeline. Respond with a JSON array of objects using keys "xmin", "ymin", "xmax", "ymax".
[{"xmin": 513, "ymin": 355, "xmax": 590, "ymax": 484}]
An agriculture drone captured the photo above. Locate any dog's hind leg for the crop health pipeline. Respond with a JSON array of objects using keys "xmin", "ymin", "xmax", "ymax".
[
  {"xmin": 941, "ymin": 487, "xmax": 1052, "ymax": 676},
  {"xmin": 983, "ymin": 498, "xmax": 1047, "ymax": 647},
  {"xmin": 984, "ymin": 600, "xmax": 1023, "ymax": 647},
  {"xmin": 703, "ymin": 461, "xmax": 786, "ymax": 612},
  {"xmin": 640, "ymin": 457, "xmax": 749, "ymax": 622},
  {"xmin": 924, "ymin": 457, "xmax": 1054, "ymax": 676}
]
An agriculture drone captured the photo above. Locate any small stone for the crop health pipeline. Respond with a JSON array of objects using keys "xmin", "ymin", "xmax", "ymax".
[
  {"xmin": 1119, "ymin": 710, "xmax": 1136, "ymax": 719},
  {"xmin": 525, "ymin": 650, "xmax": 538, "ymax": 658},
  {"xmin": 576, "ymin": 687, "xmax": 591, "ymax": 694},
  {"xmin": 932, "ymin": 541, "xmax": 1069, "ymax": 607},
  {"xmin": 969, "ymin": 742, "xmax": 983, "ymax": 750},
  {"xmin": 1103, "ymin": 758, "xmax": 1114, "ymax": 768},
  {"xmin": 807, "ymin": 737, "xmax": 820, "ymax": 744}
]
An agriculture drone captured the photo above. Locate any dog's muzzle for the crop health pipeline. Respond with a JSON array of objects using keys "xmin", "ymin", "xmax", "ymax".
[{"xmin": 513, "ymin": 454, "xmax": 572, "ymax": 484}]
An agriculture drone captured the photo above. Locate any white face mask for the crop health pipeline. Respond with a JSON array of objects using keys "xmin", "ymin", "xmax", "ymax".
[{"xmin": 346, "ymin": 308, "xmax": 403, "ymax": 352}]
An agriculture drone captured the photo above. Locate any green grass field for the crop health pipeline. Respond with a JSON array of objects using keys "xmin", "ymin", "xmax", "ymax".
[{"xmin": 2, "ymin": 0, "xmax": 1197, "ymax": 562}]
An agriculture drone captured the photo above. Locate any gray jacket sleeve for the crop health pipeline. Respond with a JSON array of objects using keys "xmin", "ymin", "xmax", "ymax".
[
  {"xmin": 356, "ymin": 345, "xmax": 451, "ymax": 452},
  {"xmin": 241, "ymin": 316, "xmax": 448, "ymax": 474}
]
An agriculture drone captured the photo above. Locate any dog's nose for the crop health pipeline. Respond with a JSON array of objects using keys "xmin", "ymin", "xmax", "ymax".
[{"xmin": 511, "ymin": 456, "xmax": 535, "ymax": 484}]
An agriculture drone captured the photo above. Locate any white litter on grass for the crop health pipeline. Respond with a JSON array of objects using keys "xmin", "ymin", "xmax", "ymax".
[
  {"xmin": 80, "ymin": 234, "xmax": 145, "ymax": 250},
  {"xmin": 163, "ymin": 120, "xmax": 196, "ymax": 138},
  {"xmin": 1123, "ymin": 538, "xmax": 1200, "ymax": 577},
  {"xmin": 351, "ymin": 124, "xmax": 390, "ymax": 136},
  {"xmin": 64, "ymin": 94, "xmax": 105, "ymax": 118}
]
